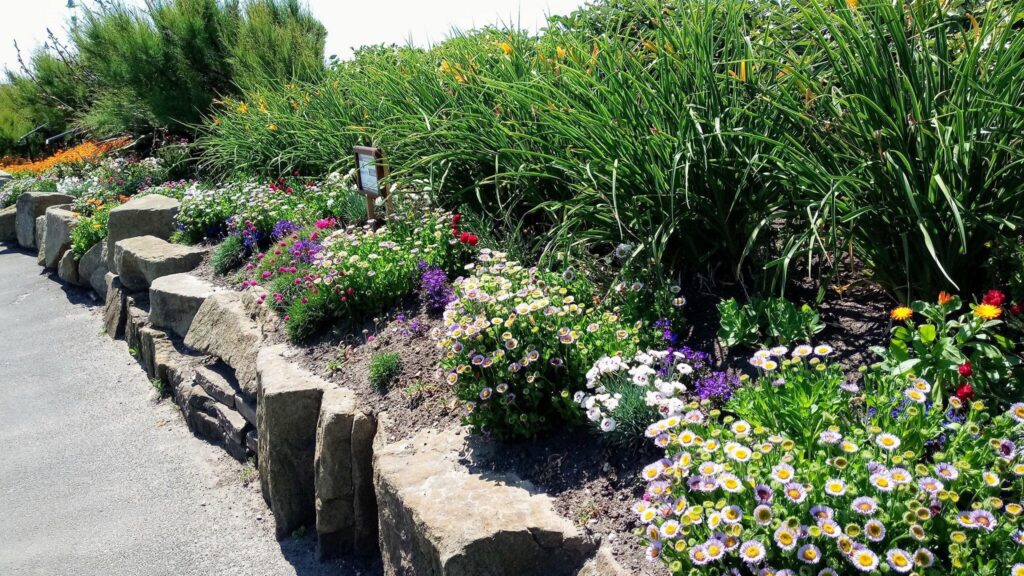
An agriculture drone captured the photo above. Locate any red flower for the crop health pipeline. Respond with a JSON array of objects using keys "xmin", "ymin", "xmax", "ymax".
[
  {"xmin": 955, "ymin": 382, "xmax": 974, "ymax": 401},
  {"xmin": 459, "ymin": 231, "xmax": 472, "ymax": 243},
  {"xmin": 982, "ymin": 290, "xmax": 1006, "ymax": 307},
  {"xmin": 1012, "ymin": 303, "xmax": 1022, "ymax": 315},
  {"xmin": 466, "ymin": 234, "xmax": 479, "ymax": 246},
  {"xmin": 958, "ymin": 362, "xmax": 972, "ymax": 378}
]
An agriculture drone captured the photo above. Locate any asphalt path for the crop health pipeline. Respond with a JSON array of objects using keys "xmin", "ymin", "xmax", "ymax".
[{"xmin": 0, "ymin": 246, "xmax": 365, "ymax": 576}]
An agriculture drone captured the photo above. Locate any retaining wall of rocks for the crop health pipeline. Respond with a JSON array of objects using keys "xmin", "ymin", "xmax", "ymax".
[{"xmin": 3, "ymin": 190, "xmax": 623, "ymax": 576}]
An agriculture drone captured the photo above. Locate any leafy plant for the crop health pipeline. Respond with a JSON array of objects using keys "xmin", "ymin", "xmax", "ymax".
[
  {"xmin": 368, "ymin": 352, "xmax": 401, "ymax": 392},
  {"xmin": 873, "ymin": 292, "xmax": 1022, "ymax": 406},
  {"xmin": 211, "ymin": 235, "xmax": 246, "ymax": 275},
  {"xmin": 717, "ymin": 297, "xmax": 824, "ymax": 348}
]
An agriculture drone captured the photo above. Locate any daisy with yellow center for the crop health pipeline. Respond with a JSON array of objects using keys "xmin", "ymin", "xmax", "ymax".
[{"xmin": 974, "ymin": 303, "xmax": 1001, "ymax": 320}]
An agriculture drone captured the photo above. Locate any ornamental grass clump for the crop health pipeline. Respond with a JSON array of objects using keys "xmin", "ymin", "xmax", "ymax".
[
  {"xmin": 438, "ymin": 250, "xmax": 659, "ymax": 439},
  {"xmin": 635, "ymin": 362, "xmax": 1024, "ymax": 575}
]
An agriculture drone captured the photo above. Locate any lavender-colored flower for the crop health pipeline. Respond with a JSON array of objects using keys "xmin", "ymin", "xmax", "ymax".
[
  {"xmin": 420, "ymin": 266, "xmax": 455, "ymax": 312},
  {"xmin": 289, "ymin": 239, "xmax": 323, "ymax": 263},
  {"xmin": 694, "ymin": 371, "xmax": 739, "ymax": 401},
  {"xmin": 272, "ymin": 219, "xmax": 300, "ymax": 239}
]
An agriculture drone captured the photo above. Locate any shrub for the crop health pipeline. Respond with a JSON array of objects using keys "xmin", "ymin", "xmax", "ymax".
[
  {"xmin": 717, "ymin": 297, "xmax": 825, "ymax": 349},
  {"xmin": 368, "ymin": 352, "xmax": 401, "ymax": 392},
  {"xmin": 211, "ymin": 235, "xmax": 246, "ymax": 275},
  {"xmin": 70, "ymin": 206, "xmax": 110, "ymax": 258},
  {"xmin": 440, "ymin": 250, "xmax": 653, "ymax": 439}
]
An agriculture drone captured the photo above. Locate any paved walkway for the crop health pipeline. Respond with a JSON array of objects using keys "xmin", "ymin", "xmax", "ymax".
[{"xmin": 0, "ymin": 246, "xmax": 361, "ymax": 576}]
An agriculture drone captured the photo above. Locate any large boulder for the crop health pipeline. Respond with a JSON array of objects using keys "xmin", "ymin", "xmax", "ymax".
[
  {"xmin": 113, "ymin": 235, "xmax": 204, "ymax": 291},
  {"xmin": 57, "ymin": 250, "xmax": 82, "ymax": 285},
  {"xmin": 184, "ymin": 292, "xmax": 263, "ymax": 394},
  {"xmin": 0, "ymin": 205, "xmax": 16, "ymax": 242},
  {"xmin": 149, "ymin": 273, "xmax": 220, "ymax": 339},
  {"xmin": 105, "ymin": 194, "xmax": 180, "ymax": 270},
  {"xmin": 374, "ymin": 426, "xmax": 594, "ymax": 576},
  {"xmin": 15, "ymin": 191, "xmax": 73, "ymax": 248},
  {"xmin": 34, "ymin": 215, "xmax": 46, "ymax": 265},
  {"xmin": 314, "ymin": 387, "xmax": 378, "ymax": 559},
  {"xmin": 78, "ymin": 240, "xmax": 108, "ymax": 298},
  {"xmin": 43, "ymin": 206, "xmax": 78, "ymax": 268},
  {"xmin": 256, "ymin": 344, "xmax": 326, "ymax": 539}
]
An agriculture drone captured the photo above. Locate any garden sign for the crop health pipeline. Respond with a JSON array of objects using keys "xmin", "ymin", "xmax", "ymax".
[{"xmin": 354, "ymin": 146, "xmax": 391, "ymax": 219}]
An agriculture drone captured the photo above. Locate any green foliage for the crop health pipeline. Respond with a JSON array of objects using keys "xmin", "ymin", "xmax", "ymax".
[
  {"xmin": 211, "ymin": 234, "xmax": 246, "ymax": 275},
  {"xmin": 70, "ymin": 206, "xmax": 110, "ymax": 258},
  {"xmin": 227, "ymin": 0, "xmax": 327, "ymax": 88},
  {"xmin": 368, "ymin": 351, "xmax": 401, "ymax": 392},
  {"xmin": 872, "ymin": 296, "xmax": 1022, "ymax": 405},
  {"xmin": 717, "ymin": 297, "xmax": 824, "ymax": 348}
]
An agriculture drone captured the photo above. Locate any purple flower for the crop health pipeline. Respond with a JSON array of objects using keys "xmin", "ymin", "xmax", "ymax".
[
  {"xmin": 272, "ymin": 220, "xmax": 300, "ymax": 239},
  {"xmin": 694, "ymin": 371, "xmax": 738, "ymax": 401},
  {"xmin": 420, "ymin": 266, "xmax": 454, "ymax": 312},
  {"xmin": 289, "ymin": 239, "xmax": 323, "ymax": 263}
]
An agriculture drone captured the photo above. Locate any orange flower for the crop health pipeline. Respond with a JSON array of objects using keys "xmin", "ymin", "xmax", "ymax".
[
  {"xmin": 0, "ymin": 138, "xmax": 130, "ymax": 175},
  {"xmin": 974, "ymin": 304, "xmax": 1001, "ymax": 320},
  {"xmin": 498, "ymin": 42, "xmax": 513, "ymax": 56},
  {"xmin": 938, "ymin": 291, "xmax": 954, "ymax": 305},
  {"xmin": 891, "ymin": 306, "xmax": 913, "ymax": 321}
]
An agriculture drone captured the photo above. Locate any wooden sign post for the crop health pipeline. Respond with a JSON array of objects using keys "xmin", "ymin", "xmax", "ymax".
[{"xmin": 353, "ymin": 146, "xmax": 391, "ymax": 220}]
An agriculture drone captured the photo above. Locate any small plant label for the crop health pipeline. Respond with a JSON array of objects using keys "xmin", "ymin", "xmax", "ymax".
[{"xmin": 354, "ymin": 146, "xmax": 391, "ymax": 219}]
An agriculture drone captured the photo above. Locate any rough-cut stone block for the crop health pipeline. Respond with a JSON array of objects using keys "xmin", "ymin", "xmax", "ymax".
[
  {"xmin": 246, "ymin": 429, "xmax": 259, "ymax": 454},
  {"xmin": 149, "ymin": 273, "xmax": 219, "ymax": 338},
  {"xmin": 195, "ymin": 364, "xmax": 239, "ymax": 407},
  {"xmin": 214, "ymin": 403, "xmax": 248, "ymax": 445},
  {"xmin": 139, "ymin": 327, "xmax": 167, "ymax": 379},
  {"xmin": 78, "ymin": 240, "xmax": 108, "ymax": 297},
  {"xmin": 43, "ymin": 207, "xmax": 77, "ymax": 268},
  {"xmin": 113, "ymin": 236, "xmax": 204, "ymax": 291},
  {"xmin": 0, "ymin": 205, "xmax": 16, "ymax": 243},
  {"xmin": 375, "ymin": 427, "xmax": 594, "ymax": 576},
  {"xmin": 185, "ymin": 292, "xmax": 263, "ymax": 394},
  {"xmin": 257, "ymin": 344, "xmax": 326, "ymax": 539},
  {"xmin": 15, "ymin": 191, "xmax": 73, "ymax": 248},
  {"xmin": 57, "ymin": 250, "xmax": 82, "ymax": 286},
  {"xmin": 102, "ymin": 274, "xmax": 129, "ymax": 339},
  {"xmin": 34, "ymin": 215, "xmax": 46, "ymax": 264},
  {"xmin": 575, "ymin": 545, "xmax": 628, "ymax": 576},
  {"xmin": 124, "ymin": 297, "xmax": 150, "ymax": 356},
  {"xmin": 235, "ymin": 393, "xmax": 257, "ymax": 427},
  {"xmin": 105, "ymin": 194, "xmax": 180, "ymax": 270},
  {"xmin": 315, "ymin": 387, "xmax": 379, "ymax": 560}
]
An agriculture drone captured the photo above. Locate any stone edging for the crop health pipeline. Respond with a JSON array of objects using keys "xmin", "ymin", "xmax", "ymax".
[{"xmin": 5, "ymin": 190, "xmax": 626, "ymax": 576}]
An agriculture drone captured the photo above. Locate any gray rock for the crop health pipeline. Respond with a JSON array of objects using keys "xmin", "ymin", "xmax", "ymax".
[
  {"xmin": 246, "ymin": 429, "xmax": 259, "ymax": 454},
  {"xmin": 113, "ymin": 235, "xmax": 204, "ymax": 291},
  {"xmin": 34, "ymin": 215, "xmax": 46, "ymax": 264},
  {"xmin": 315, "ymin": 387, "xmax": 378, "ymax": 559},
  {"xmin": 576, "ymin": 545, "xmax": 629, "ymax": 576},
  {"xmin": 195, "ymin": 364, "xmax": 239, "ymax": 407},
  {"xmin": 15, "ymin": 191, "xmax": 73, "ymax": 248},
  {"xmin": 149, "ymin": 273, "xmax": 219, "ymax": 338},
  {"xmin": 256, "ymin": 344, "xmax": 326, "ymax": 539},
  {"xmin": 374, "ymin": 427, "xmax": 594, "ymax": 576},
  {"xmin": 0, "ymin": 205, "xmax": 16, "ymax": 243},
  {"xmin": 105, "ymin": 194, "xmax": 180, "ymax": 270},
  {"xmin": 214, "ymin": 403, "xmax": 249, "ymax": 445},
  {"xmin": 102, "ymin": 273, "xmax": 129, "ymax": 339},
  {"xmin": 184, "ymin": 292, "xmax": 263, "ymax": 394},
  {"xmin": 124, "ymin": 298, "xmax": 150, "ymax": 358},
  {"xmin": 235, "ymin": 393, "xmax": 257, "ymax": 427},
  {"xmin": 57, "ymin": 250, "xmax": 82, "ymax": 285},
  {"xmin": 78, "ymin": 239, "xmax": 107, "ymax": 295},
  {"xmin": 42, "ymin": 207, "xmax": 77, "ymax": 268}
]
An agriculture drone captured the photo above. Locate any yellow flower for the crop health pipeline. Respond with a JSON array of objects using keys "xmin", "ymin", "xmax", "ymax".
[
  {"xmin": 974, "ymin": 303, "xmax": 1001, "ymax": 320},
  {"xmin": 891, "ymin": 306, "xmax": 913, "ymax": 321},
  {"xmin": 237, "ymin": 102, "xmax": 249, "ymax": 114},
  {"xmin": 267, "ymin": 123, "xmax": 278, "ymax": 132},
  {"xmin": 92, "ymin": 222, "xmax": 102, "ymax": 231},
  {"xmin": 556, "ymin": 46, "xmax": 567, "ymax": 60},
  {"xmin": 499, "ymin": 42, "xmax": 513, "ymax": 56}
]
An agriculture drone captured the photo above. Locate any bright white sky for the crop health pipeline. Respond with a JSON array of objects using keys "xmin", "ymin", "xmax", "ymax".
[{"xmin": 0, "ymin": 0, "xmax": 587, "ymax": 74}]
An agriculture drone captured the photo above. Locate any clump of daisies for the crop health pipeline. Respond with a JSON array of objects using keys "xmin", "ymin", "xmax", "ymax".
[
  {"xmin": 575, "ymin": 348, "xmax": 735, "ymax": 447},
  {"xmin": 633, "ymin": 361, "xmax": 1024, "ymax": 575}
]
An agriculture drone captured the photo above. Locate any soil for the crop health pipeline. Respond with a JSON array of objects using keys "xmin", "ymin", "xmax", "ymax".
[{"xmin": 189, "ymin": 244, "xmax": 897, "ymax": 575}]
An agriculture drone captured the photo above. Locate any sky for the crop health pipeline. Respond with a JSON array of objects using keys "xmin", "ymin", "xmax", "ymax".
[{"xmin": 0, "ymin": 0, "xmax": 588, "ymax": 74}]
